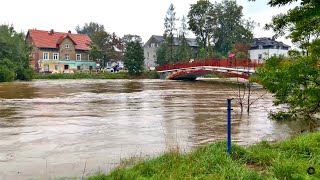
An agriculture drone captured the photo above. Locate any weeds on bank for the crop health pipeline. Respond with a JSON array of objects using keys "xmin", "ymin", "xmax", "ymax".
[
  {"xmin": 87, "ymin": 132, "xmax": 320, "ymax": 179},
  {"xmin": 34, "ymin": 71, "xmax": 160, "ymax": 80}
]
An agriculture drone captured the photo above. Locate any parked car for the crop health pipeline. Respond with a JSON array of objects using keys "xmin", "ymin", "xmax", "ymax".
[{"xmin": 104, "ymin": 67, "xmax": 114, "ymax": 73}]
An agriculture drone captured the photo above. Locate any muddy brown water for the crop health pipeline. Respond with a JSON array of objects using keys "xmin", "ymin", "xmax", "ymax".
[{"xmin": 0, "ymin": 79, "xmax": 307, "ymax": 179}]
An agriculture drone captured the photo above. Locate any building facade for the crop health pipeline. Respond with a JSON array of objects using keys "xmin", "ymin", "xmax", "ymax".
[
  {"xmin": 26, "ymin": 29, "xmax": 96, "ymax": 73},
  {"xmin": 143, "ymin": 35, "xmax": 198, "ymax": 69},
  {"xmin": 249, "ymin": 37, "xmax": 291, "ymax": 61}
]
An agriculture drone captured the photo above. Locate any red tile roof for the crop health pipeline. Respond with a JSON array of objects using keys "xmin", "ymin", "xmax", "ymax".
[{"xmin": 27, "ymin": 30, "xmax": 91, "ymax": 50}]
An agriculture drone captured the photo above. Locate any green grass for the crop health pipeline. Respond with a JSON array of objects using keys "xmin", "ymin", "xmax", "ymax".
[
  {"xmin": 34, "ymin": 71, "xmax": 160, "ymax": 80},
  {"xmin": 87, "ymin": 132, "xmax": 320, "ymax": 180}
]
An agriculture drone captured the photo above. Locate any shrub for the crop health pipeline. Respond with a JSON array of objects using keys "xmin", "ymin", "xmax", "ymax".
[
  {"xmin": 0, "ymin": 67, "xmax": 15, "ymax": 82},
  {"xmin": 16, "ymin": 67, "xmax": 34, "ymax": 81}
]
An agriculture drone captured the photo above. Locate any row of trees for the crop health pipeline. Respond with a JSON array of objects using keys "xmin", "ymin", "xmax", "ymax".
[
  {"xmin": 156, "ymin": 0, "xmax": 254, "ymax": 65},
  {"xmin": 250, "ymin": 0, "xmax": 320, "ymax": 127},
  {"xmin": 76, "ymin": 22, "xmax": 144, "ymax": 75},
  {"xmin": 0, "ymin": 25, "xmax": 34, "ymax": 82}
]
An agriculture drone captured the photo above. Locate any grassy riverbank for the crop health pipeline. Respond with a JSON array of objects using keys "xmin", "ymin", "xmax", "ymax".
[
  {"xmin": 88, "ymin": 132, "xmax": 320, "ymax": 179},
  {"xmin": 34, "ymin": 71, "xmax": 160, "ymax": 80}
]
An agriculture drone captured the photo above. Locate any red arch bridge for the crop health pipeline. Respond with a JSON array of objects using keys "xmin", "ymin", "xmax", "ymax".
[{"xmin": 155, "ymin": 59, "xmax": 262, "ymax": 80}]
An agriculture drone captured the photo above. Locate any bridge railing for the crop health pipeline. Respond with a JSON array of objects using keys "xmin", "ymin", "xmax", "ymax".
[{"xmin": 155, "ymin": 59, "xmax": 263, "ymax": 71}]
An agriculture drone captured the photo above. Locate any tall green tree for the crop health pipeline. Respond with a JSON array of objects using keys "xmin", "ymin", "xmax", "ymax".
[
  {"xmin": 75, "ymin": 22, "xmax": 105, "ymax": 39},
  {"xmin": 188, "ymin": 0, "xmax": 217, "ymax": 51},
  {"xmin": 213, "ymin": 0, "xmax": 254, "ymax": 55},
  {"xmin": 176, "ymin": 16, "xmax": 194, "ymax": 62},
  {"xmin": 123, "ymin": 40, "xmax": 144, "ymax": 75},
  {"xmin": 76, "ymin": 22, "xmax": 121, "ymax": 68},
  {"xmin": 156, "ymin": 43, "xmax": 170, "ymax": 65},
  {"xmin": 188, "ymin": 0, "xmax": 254, "ymax": 56},
  {"xmin": 164, "ymin": 3, "xmax": 178, "ymax": 63},
  {"xmin": 0, "ymin": 25, "xmax": 33, "ymax": 82}
]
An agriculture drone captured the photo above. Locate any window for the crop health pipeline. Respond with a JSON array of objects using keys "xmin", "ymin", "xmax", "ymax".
[
  {"xmin": 53, "ymin": 53, "xmax": 59, "ymax": 60},
  {"xmin": 77, "ymin": 66, "xmax": 81, "ymax": 70},
  {"xmin": 54, "ymin": 65, "xmax": 59, "ymax": 71},
  {"xmin": 258, "ymin": 45, "xmax": 263, "ymax": 49},
  {"xmin": 76, "ymin": 54, "xmax": 81, "ymax": 60},
  {"xmin": 43, "ymin": 52, "xmax": 49, "ymax": 60},
  {"xmin": 147, "ymin": 52, "xmax": 149, "ymax": 58},
  {"xmin": 88, "ymin": 54, "xmax": 90, "ymax": 60},
  {"xmin": 258, "ymin": 54, "xmax": 262, "ymax": 59},
  {"xmin": 66, "ymin": 41, "xmax": 69, "ymax": 48},
  {"xmin": 65, "ymin": 54, "xmax": 70, "ymax": 60},
  {"xmin": 151, "ymin": 43, "xmax": 155, "ymax": 48},
  {"xmin": 89, "ymin": 66, "xmax": 93, "ymax": 70}
]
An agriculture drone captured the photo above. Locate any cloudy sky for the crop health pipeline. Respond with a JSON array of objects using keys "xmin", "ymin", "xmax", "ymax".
[{"xmin": 1, "ymin": 0, "xmax": 299, "ymax": 47}]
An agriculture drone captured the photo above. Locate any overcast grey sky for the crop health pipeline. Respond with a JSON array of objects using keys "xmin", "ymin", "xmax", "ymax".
[{"xmin": 0, "ymin": 0, "xmax": 299, "ymax": 47}]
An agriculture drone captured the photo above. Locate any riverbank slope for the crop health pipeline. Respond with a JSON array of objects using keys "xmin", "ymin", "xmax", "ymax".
[
  {"xmin": 34, "ymin": 71, "xmax": 159, "ymax": 80},
  {"xmin": 88, "ymin": 132, "xmax": 320, "ymax": 179}
]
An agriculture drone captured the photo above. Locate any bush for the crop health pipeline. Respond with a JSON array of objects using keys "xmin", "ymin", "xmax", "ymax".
[
  {"xmin": 16, "ymin": 67, "xmax": 34, "ymax": 81},
  {"xmin": 0, "ymin": 67, "xmax": 15, "ymax": 82}
]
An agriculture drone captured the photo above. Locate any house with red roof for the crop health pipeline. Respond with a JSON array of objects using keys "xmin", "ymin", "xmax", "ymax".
[{"xmin": 26, "ymin": 29, "xmax": 96, "ymax": 73}]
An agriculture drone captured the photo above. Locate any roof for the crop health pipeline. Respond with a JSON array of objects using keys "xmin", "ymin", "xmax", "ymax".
[
  {"xmin": 250, "ymin": 37, "xmax": 291, "ymax": 49},
  {"xmin": 27, "ymin": 30, "xmax": 91, "ymax": 50},
  {"xmin": 146, "ymin": 35, "xmax": 198, "ymax": 47}
]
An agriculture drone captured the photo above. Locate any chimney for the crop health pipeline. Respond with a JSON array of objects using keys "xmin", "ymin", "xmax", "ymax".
[
  {"xmin": 48, "ymin": 29, "xmax": 54, "ymax": 35},
  {"xmin": 68, "ymin": 30, "xmax": 71, "ymax": 33}
]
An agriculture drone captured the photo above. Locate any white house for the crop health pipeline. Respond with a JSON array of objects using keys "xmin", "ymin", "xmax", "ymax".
[{"xmin": 249, "ymin": 37, "xmax": 291, "ymax": 61}]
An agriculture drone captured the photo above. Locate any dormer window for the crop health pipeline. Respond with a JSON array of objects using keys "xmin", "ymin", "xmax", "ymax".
[
  {"xmin": 151, "ymin": 43, "xmax": 155, "ymax": 48},
  {"xmin": 258, "ymin": 45, "xmax": 263, "ymax": 49},
  {"xmin": 274, "ymin": 45, "xmax": 277, "ymax": 49}
]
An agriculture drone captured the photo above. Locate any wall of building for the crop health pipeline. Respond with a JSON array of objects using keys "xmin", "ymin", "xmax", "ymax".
[
  {"xmin": 249, "ymin": 49, "xmax": 289, "ymax": 60},
  {"xmin": 144, "ymin": 47, "xmax": 157, "ymax": 68}
]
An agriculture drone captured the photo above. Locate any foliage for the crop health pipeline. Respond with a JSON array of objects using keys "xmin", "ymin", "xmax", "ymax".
[
  {"xmin": 250, "ymin": 0, "xmax": 320, "ymax": 52},
  {"xmin": 0, "ymin": 67, "xmax": 15, "ymax": 82},
  {"xmin": 88, "ymin": 132, "xmax": 320, "ymax": 179},
  {"xmin": 175, "ymin": 16, "xmax": 194, "ymax": 62},
  {"xmin": 199, "ymin": 47, "xmax": 207, "ymax": 59},
  {"xmin": 188, "ymin": 0, "xmax": 254, "ymax": 56},
  {"xmin": 252, "ymin": 56, "xmax": 320, "ymax": 121},
  {"xmin": 0, "ymin": 25, "xmax": 33, "ymax": 82},
  {"xmin": 188, "ymin": 0, "xmax": 216, "ymax": 50},
  {"xmin": 123, "ymin": 41, "xmax": 144, "ymax": 75},
  {"xmin": 75, "ymin": 22, "xmax": 105, "ymax": 39},
  {"xmin": 76, "ymin": 22, "xmax": 122, "ymax": 68},
  {"xmin": 164, "ymin": 4, "xmax": 178, "ymax": 63},
  {"xmin": 121, "ymin": 34, "xmax": 142, "ymax": 52},
  {"xmin": 156, "ymin": 43, "xmax": 170, "ymax": 65}
]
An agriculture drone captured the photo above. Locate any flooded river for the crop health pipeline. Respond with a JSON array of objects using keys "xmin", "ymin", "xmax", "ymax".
[{"xmin": 0, "ymin": 79, "xmax": 307, "ymax": 179}]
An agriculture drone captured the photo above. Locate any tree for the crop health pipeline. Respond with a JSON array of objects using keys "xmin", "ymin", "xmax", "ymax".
[
  {"xmin": 75, "ymin": 22, "xmax": 105, "ymax": 39},
  {"xmin": 253, "ymin": 56, "xmax": 320, "ymax": 123},
  {"xmin": 76, "ymin": 22, "xmax": 121, "ymax": 68},
  {"xmin": 213, "ymin": 0, "xmax": 254, "ymax": 56},
  {"xmin": 0, "ymin": 25, "xmax": 33, "ymax": 82},
  {"xmin": 176, "ymin": 15, "xmax": 194, "ymax": 62},
  {"xmin": 164, "ymin": 3, "xmax": 178, "ymax": 63},
  {"xmin": 249, "ymin": 0, "xmax": 320, "ymax": 54},
  {"xmin": 188, "ymin": 0, "xmax": 254, "ymax": 56},
  {"xmin": 249, "ymin": 0, "xmax": 320, "ymax": 125},
  {"xmin": 156, "ymin": 43, "xmax": 170, "ymax": 65},
  {"xmin": 123, "ymin": 40, "xmax": 144, "ymax": 75},
  {"xmin": 188, "ymin": 0, "xmax": 217, "ymax": 50}
]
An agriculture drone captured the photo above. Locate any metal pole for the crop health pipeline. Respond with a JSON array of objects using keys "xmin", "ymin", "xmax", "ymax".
[{"xmin": 227, "ymin": 99, "xmax": 232, "ymax": 154}]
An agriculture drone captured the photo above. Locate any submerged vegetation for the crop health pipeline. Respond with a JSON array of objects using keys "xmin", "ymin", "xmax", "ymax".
[{"xmin": 87, "ymin": 132, "xmax": 320, "ymax": 179}]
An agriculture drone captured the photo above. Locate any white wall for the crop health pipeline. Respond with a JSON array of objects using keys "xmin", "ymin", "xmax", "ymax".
[
  {"xmin": 144, "ymin": 47, "xmax": 157, "ymax": 68},
  {"xmin": 249, "ymin": 49, "xmax": 289, "ymax": 60}
]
